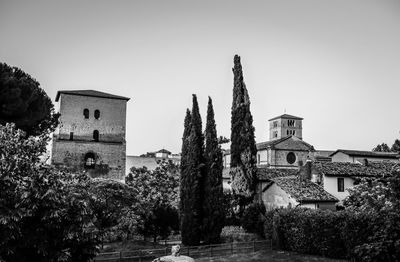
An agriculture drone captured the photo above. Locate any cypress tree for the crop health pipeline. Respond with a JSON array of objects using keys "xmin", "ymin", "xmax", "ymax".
[
  {"xmin": 202, "ymin": 97, "xmax": 224, "ymax": 244},
  {"xmin": 230, "ymin": 54, "xmax": 257, "ymax": 199},
  {"xmin": 180, "ymin": 95, "xmax": 204, "ymax": 246},
  {"xmin": 180, "ymin": 109, "xmax": 191, "ymax": 242}
]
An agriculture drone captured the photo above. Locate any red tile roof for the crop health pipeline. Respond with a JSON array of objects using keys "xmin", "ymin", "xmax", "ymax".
[
  {"xmin": 56, "ymin": 90, "xmax": 130, "ymax": 101},
  {"xmin": 330, "ymin": 149, "xmax": 399, "ymax": 159},
  {"xmin": 312, "ymin": 161, "xmax": 398, "ymax": 178}
]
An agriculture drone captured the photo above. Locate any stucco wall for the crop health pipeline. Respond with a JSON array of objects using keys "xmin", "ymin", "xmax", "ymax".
[
  {"xmin": 269, "ymin": 118, "xmax": 303, "ymax": 141},
  {"xmin": 271, "ymin": 150, "xmax": 310, "ymax": 168},
  {"xmin": 262, "ymin": 183, "xmax": 298, "ymax": 209},
  {"xmin": 323, "ymin": 175, "xmax": 354, "ymax": 201}
]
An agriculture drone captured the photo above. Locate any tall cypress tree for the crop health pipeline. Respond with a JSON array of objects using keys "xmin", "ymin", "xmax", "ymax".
[
  {"xmin": 230, "ymin": 54, "xmax": 257, "ymax": 199},
  {"xmin": 180, "ymin": 109, "xmax": 191, "ymax": 242},
  {"xmin": 180, "ymin": 95, "xmax": 204, "ymax": 246},
  {"xmin": 202, "ymin": 97, "xmax": 224, "ymax": 244}
]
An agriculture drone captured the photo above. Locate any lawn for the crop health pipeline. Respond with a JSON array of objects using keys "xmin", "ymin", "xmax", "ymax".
[{"xmin": 195, "ymin": 250, "xmax": 348, "ymax": 262}]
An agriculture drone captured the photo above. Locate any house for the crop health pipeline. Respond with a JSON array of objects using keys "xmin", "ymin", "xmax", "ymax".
[
  {"xmin": 330, "ymin": 149, "xmax": 399, "ymax": 163},
  {"xmin": 51, "ymin": 90, "xmax": 130, "ymax": 180},
  {"xmin": 260, "ymin": 176, "xmax": 338, "ymax": 210},
  {"xmin": 125, "ymin": 149, "xmax": 181, "ymax": 175},
  {"xmin": 308, "ymin": 161, "xmax": 397, "ymax": 202}
]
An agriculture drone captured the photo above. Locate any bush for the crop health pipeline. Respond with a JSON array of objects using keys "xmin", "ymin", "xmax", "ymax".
[
  {"xmin": 241, "ymin": 202, "xmax": 266, "ymax": 238},
  {"xmin": 220, "ymin": 226, "xmax": 262, "ymax": 243},
  {"xmin": 271, "ymin": 208, "xmax": 376, "ymax": 259}
]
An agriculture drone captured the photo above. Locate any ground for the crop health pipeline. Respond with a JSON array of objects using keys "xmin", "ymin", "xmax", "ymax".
[{"xmin": 196, "ymin": 250, "xmax": 347, "ymax": 262}]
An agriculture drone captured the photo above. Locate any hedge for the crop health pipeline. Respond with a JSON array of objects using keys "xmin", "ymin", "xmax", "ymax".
[{"xmin": 269, "ymin": 208, "xmax": 375, "ymax": 260}]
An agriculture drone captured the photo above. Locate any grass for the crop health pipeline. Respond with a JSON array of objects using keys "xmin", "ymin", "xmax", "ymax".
[{"xmin": 195, "ymin": 250, "xmax": 348, "ymax": 262}]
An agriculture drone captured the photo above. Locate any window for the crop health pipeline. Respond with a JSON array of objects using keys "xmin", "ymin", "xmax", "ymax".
[
  {"xmin": 94, "ymin": 109, "xmax": 100, "ymax": 119},
  {"xmin": 69, "ymin": 132, "xmax": 74, "ymax": 141},
  {"xmin": 288, "ymin": 120, "xmax": 295, "ymax": 127},
  {"xmin": 84, "ymin": 152, "xmax": 95, "ymax": 169},
  {"xmin": 257, "ymin": 154, "xmax": 260, "ymax": 164},
  {"xmin": 273, "ymin": 121, "xmax": 278, "ymax": 128},
  {"xmin": 274, "ymin": 131, "xmax": 278, "ymax": 138},
  {"xmin": 287, "ymin": 152, "xmax": 296, "ymax": 164},
  {"xmin": 83, "ymin": 108, "xmax": 89, "ymax": 119},
  {"xmin": 93, "ymin": 130, "xmax": 99, "ymax": 142},
  {"xmin": 338, "ymin": 178, "xmax": 345, "ymax": 192}
]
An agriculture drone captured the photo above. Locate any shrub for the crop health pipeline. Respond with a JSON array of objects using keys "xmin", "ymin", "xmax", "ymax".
[
  {"xmin": 241, "ymin": 202, "xmax": 266, "ymax": 238},
  {"xmin": 220, "ymin": 226, "xmax": 262, "ymax": 243}
]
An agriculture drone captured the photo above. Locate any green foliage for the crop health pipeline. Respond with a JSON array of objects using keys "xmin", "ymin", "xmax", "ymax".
[
  {"xmin": 202, "ymin": 97, "xmax": 225, "ymax": 244},
  {"xmin": 372, "ymin": 143, "xmax": 391, "ymax": 152},
  {"xmin": 0, "ymin": 63, "xmax": 59, "ymax": 137},
  {"xmin": 230, "ymin": 55, "xmax": 257, "ymax": 199},
  {"xmin": 220, "ymin": 226, "xmax": 262, "ymax": 243},
  {"xmin": 222, "ymin": 192, "xmax": 241, "ymax": 226},
  {"xmin": 241, "ymin": 203, "xmax": 266, "ymax": 238},
  {"xmin": 391, "ymin": 139, "xmax": 400, "ymax": 152},
  {"xmin": 0, "ymin": 123, "xmax": 98, "ymax": 262},
  {"xmin": 126, "ymin": 161, "xmax": 180, "ymax": 242},
  {"xmin": 180, "ymin": 95, "xmax": 205, "ymax": 246}
]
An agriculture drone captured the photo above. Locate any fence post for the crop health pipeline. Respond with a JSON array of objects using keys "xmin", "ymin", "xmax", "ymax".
[
  {"xmin": 209, "ymin": 245, "xmax": 212, "ymax": 257},
  {"xmin": 253, "ymin": 240, "xmax": 256, "ymax": 252},
  {"xmin": 165, "ymin": 247, "xmax": 168, "ymax": 255},
  {"xmin": 187, "ymin": 246, "xmax": 190, "ymax": 256},
  {"xmin": 231, "ymin": 242, "xmax": 233, "ymax": 255}
]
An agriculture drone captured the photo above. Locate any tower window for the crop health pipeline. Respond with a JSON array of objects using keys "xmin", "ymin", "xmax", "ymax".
[
  {"xmin": 286, "ymin": 152, "xmax": 296, "ymax": 164},
  {"xmin": 257, "ymin": 154, "xmax": 260, "ymax": 164},
  {"xmin": 288, "ymin": 120, "xmax": 295, "ymax": 127},
  {"xmin": 93, "ymin": 130, "xmax": 99, "ymax": 142},
  {"xmin": 94, "ymin": 109, "xmax": 100, "ymax": 119},
  {"xmin": 69, "ymin": 132, "xmax": 74, "ymax": 141},
  {"xmin": 273, "ymin": 121, "xmax": 278, "ymax": 128},
  {"xmin": 84, "ymin": 152, "xmax": 95, "ymax": 169},
  {"xmin": 83, "ymin": 108, "xmax": 89, "ymax": 119}
]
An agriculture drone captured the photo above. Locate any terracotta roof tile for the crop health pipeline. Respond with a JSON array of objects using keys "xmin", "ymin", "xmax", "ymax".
[{"xmin": 312, "ymin": 161, "xmax": 398, "ymax": 178}]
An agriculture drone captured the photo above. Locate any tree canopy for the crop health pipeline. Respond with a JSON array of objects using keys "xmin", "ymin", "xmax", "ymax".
[{"xmin": 0, "ymin": 63, "xmax": 59, "ymax": 136}]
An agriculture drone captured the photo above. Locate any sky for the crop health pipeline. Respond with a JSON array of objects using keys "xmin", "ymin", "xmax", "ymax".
[{"xmin": 1, "ymin": 0, "xmax": 400, "ymax": 155}]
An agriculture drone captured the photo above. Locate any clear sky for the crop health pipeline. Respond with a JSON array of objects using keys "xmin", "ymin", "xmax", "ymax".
[{"xmin": 1, "ymin": 0, "xmax": 400, "ymax": 155}]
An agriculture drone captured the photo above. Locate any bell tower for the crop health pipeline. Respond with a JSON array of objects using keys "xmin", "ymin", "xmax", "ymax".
[{"xmin": 269, "ymin": 114, "xmax": 303, "ymax": 141}]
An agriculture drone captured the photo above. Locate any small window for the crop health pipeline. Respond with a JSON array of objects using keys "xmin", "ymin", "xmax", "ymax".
[
  {"xmin": 293, "ymin": 130, "xmax": 296, "ymax": 136},
  {"xmin": 94, "ymin": 109, "xmax": 100, "ymax": 119},
  {"xmin": 288, "ymin": 120, "xmax": 295, "ymax": 127},
  {"xmin": 274, "ymin": 131, "xmax": 278, "ymax": 138},
  {"xmin": 338, "ymin": 178, "xmax": 345, "ymax": 192},
  {"xmin": 93, "ymin": 130, "xmax": 99, "ymax": 142},
  {"xmin": 287, "ymin": 152, "xmax": 296, "ymax": 164},
  {"xmin": 273, "ymin": 121, "xmax": 278, "ymax": 128},
  {"xmin": 83, "ymin": 108, "xmax": 89, "ymax": 119},
  {"xmin": 287, "ymin": 130, "xmax": 289, "ymax": 135},
  {"xmin": 84, "ymin": 152, "xmax": 95, "ymax": 169},
  {"xmin": 69, "ymin": 132, "xmax": 74, "ymax": 141},
  {"xmin": 257, "ymin": 154, "xmax": 260, "ymax": 164}
]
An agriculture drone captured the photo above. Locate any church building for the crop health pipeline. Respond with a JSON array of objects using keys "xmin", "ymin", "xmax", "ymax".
[{"xmin": 51, "ymin": 90, "xmax": 130, "ymax": 180}]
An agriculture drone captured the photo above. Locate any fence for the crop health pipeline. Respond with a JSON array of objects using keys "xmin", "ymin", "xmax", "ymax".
[{"xmin": 94, "ymin": 240, "xmax": 272, "ymax": 261}]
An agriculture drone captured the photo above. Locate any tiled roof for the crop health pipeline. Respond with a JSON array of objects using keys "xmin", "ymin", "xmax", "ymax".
[
  {"xmin": 271, "ymin": 176, "xmax": 338, "ymax": 202},
  {"xmin": 312, "ymin": 161, "xmax": 398, "ymax": 178},
  {"xmin": 330, "ymin": 149, "xmax": 399, "ymax": 159},
  {"xmin": 156, "ymin": 149, "xmax": 171, "ymax": 154},
  {"xmin": 56, "ymin": 90, "xmax": 130, "ymax": 101},
  {"xmin": 269, "ymin": 114, "xmax": 303, "ymax": 121},
  {"xmin": 257, "ymin": 168, "xmax": 298, "ymax": 180},
  {"xmin": 256, "ymin": 136, "xmax": 291, "ymax": 150},
  {"xmin": 256, "ymin": 136, "xmax": 314, "ymax": 151}
]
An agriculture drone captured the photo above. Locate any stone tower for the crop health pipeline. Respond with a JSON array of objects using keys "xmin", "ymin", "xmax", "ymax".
[
  {"xmin": 269, "ymin": 114, "xmax": 303, "ymax": 141},
  {"xmin": 51, "ymin": 90, "xmax": 130, "ymax": 180}
]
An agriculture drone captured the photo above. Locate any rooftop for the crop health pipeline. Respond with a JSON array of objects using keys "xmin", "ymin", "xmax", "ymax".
[
  {"xmin": 269, "ymin": 114, "xmax": 303, "ymax": 121},
  {"xmin": 56, "ymin": 90, "xmax": 130, "ymax": 101},
  {"xmin": 270, "ymin": 176, "xmax": 338, "ymax": 202},
  {"xmin": 256, "ymin": 136, "xmax": 314, "ymax": 151},
  {"xmin": 330, "ymin": 149, "xmax": 400, "ymax": 159},
  {"xmin": 312, "ymin": 161, "xmax": 398, "ymax": 178}
]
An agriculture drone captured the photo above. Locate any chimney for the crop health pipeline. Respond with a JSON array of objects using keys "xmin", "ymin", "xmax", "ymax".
[{"xmin": 299, "ymin": 159, "xmax": 312, "ymax": 181}]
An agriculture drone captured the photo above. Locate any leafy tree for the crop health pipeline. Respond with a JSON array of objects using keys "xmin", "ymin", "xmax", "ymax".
[
  {"xmin": 372, "ymin": 143, "xmax": 391, "ymax": 152},
  {"xmin": 241, "ymin": 203, "xmax": 266, "ymax": 238},
  {"xmin": 180, "ymin": 94, "xmax": 205, "ymax": 246},
  {"xmin": 230, "ymin": 55, "xmax": 257, "ymax": 200},
  {"xmin": 202, "ymin": 97, "xmax": 225, "ymax": 244},
  {"xmin": 218, "ymin": 136, "xmax": 230, "ymax": 144},
  {"xmin": 0, "ymin": 63, "xmax": 59, "ymax": 136},
  {"xmin": 126, "ymin": 161, "xmax": 180, "ymax": 242},
  {"xmin": 391, "ymin": 139, "xmax": 400, "ymax": 153},
  {"xmin": 0, "ymin": 123, "xmax": 98, "ymax": 262}
]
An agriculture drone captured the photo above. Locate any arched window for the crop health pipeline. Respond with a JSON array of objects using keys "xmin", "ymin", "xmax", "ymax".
[
  {"xmin": 84, "ymin": 152, "xmax": 95, "ymax": 169},
  {"xmin": 94, "ymin": 109, "xmax": 100, "ymax": 119},
  {"xmin": 83, "ymin": 108, "xmax": 89, "ymax": 119},
  {"xmin": 93, "ymin": 130, "xmax": 99, "ymax": 142}
]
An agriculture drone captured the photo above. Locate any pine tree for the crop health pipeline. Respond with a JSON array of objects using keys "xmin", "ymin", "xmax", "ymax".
[
  {"xmin": 202, "ymin": 97, "xmax": 224, "ymax": 244},
  {"xmin": 180, "ymin": 95, "xmax": 204, "ymax": 246},
  {"xmin": 230, "ymin": 54, "xmax": 257, "ymax": 199}
]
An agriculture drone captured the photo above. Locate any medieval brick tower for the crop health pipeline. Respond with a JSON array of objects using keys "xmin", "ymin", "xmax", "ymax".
[
  {"xmin": 269, "ymin": 114, "xmax": 303, "ymax": 141},
  {"xmin": 51, "ymin": 90, "xmax": 130, "ymax": 180}
]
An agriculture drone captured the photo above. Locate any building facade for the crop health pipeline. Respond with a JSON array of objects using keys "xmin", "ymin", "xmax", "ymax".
[{"xmin": 51, "ymin": 90, "xmax": 130, "ymax": 180}]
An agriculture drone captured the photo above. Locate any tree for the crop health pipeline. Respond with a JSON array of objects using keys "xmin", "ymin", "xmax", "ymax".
[
  {"xmin": 0, "ymin": 123, "xmax": 98, "ymax": 262},
  {"xmin": 180, "ymin": 94, "xmax": 204, "ymax": 246},
  {"xmin": 0, "ymin": 63, "xmax": 59, "ymax": 137},
  {"xmin": 372, "ymin": 143, "xmax": 391, "ymax": 152},
  {"xmin": 391, "ymin": 139, "xmax": 400, "ymax": 153},
  {"xmin": 126, "ymin": 161, "xmax": 180, "ymax": 242},
  {"xmin": 202, "ymin": 97, "xmax": 225, "ymax": 244},
  {"xmin": 229, "ymin": 55, "xmax": 257, "ymax": 200}
]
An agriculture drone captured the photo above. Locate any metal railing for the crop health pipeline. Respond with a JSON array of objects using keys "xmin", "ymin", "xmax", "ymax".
[{"xmin": 94, "ymin": 240, "xmax": 272, "ymax": 261}]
